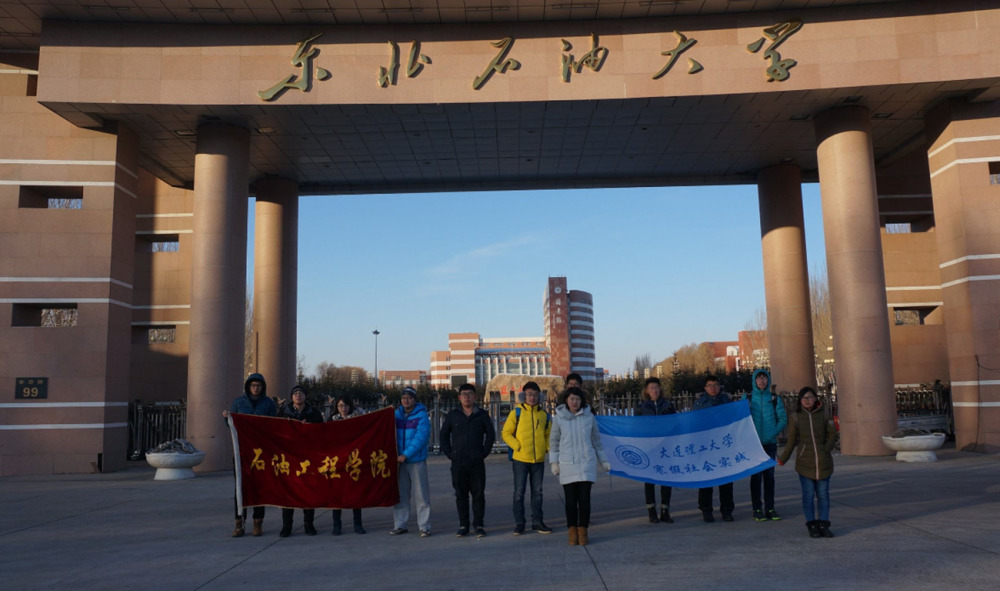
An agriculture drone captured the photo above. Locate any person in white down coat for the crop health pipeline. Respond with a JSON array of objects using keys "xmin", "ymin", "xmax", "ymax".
[{"xmin": 549, "ymin": 386, "xmax": 611, "ymax": 547}]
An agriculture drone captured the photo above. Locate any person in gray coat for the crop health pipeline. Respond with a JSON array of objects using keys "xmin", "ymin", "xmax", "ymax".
[{"xmin": 549, "ymin": 387, "xmax": 611, "ymax": 547}]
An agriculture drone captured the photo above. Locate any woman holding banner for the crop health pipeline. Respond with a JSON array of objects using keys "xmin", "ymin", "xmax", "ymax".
[
  {"xmin": 549, "ymin": 387, "xmax": 611, "ymax": 547},
  {"xmin": 328, "ymin": 395, "xmax": 367, "ymax": 535},
  {"xmin": 278, "ymin": 385, "xmax": 325, "ymax": 538},
  {"xmin": 777, "ymin": 387, "xmax": 837, "ymax": 539}
]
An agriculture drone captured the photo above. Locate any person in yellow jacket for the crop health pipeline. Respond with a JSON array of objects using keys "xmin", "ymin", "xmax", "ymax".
[{"xmin": 502, "ymin": 381, "xmax": 553, "ymax": 535}]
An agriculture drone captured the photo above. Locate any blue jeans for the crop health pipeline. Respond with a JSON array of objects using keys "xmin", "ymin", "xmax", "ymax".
[
  {"xmin": 799, "ymin": 475, "xmax": 831, "ymax": 521},
  {"xmin": 512, "ymin": 460, "xmax": 544, "ymax": 526}
]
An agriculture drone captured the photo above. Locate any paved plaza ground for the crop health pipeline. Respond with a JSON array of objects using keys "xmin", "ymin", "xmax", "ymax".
[{"xmin": 1, "ymin": 445, "xmax": 998, "ymax": 591}]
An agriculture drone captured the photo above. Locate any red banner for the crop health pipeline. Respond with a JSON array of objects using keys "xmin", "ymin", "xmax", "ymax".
[{"xmin": 229, "ymin": 407, "xmax": 399, "ymax": 510}]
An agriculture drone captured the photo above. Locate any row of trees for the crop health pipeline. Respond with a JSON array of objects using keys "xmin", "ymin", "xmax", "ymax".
[{"xmin": 740, "ymin": 263, "xmax": 835, "ymax": 386}]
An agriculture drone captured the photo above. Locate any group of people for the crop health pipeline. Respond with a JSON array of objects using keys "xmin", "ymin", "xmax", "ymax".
[
  {"xmin": 224, "ymin": 369, "xmax": 838, "ymax": 544},
  {"xmin": 639, "ymin": 370, "xmax": 837, "ymax": 539},
  {"xmin": 222, "ymin": 373, "xmax": 370, "ymax": 538}
]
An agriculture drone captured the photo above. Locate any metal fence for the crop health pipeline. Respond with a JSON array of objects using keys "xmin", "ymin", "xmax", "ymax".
[
  {"xmin": 124, "ymin": 385, "xmax": 951, "ymax": 460},
  {"xmin": 127, "ymin": 402, "xmax": 187, "ymax": 461}
]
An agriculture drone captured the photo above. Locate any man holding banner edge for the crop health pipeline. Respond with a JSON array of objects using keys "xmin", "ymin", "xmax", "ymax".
[{"xmin": 597, "ymin": 376, "xmax": 776, "ymax": 523}]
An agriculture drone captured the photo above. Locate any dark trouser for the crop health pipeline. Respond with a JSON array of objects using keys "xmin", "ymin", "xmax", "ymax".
[
  {"xmin": 512, "ymin": 460, "xmax": 545, "ymax": 526},
  {"xmin": 698, "ymin": 483, "xmax": 735, "ymax": 515},
  {"xmin": 233, "ymin": 465, "xmax": 265, "ymax": 520},
  {"xmin": 332, "ymin": 508, "xmax": 362, "ymax": 524},
  {"xmin": 563, "ymin": 481, "xmax": 593, "ymax": 528},
  {"xmin": 452, "ymin": 460, "xmax": 487, "ymax": 528},
  {"xmin": 281, "ymin": 508, "xmax": 315, "ymax": 524},
  {"xmin": 644, "ymin": 483, "xmax": 672, "ymax": 509},
  {"xmin": 750, "ymin": 443, "xmax": 778, "ymax": 512}
]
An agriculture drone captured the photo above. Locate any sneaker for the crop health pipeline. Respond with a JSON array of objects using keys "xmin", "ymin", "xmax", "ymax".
[
  {"xmin": 420, "ymin": 530, "xmax": 432, "ymax": 537},
  {"xmin": 475, "ymin": 527, "xmax": 487, "ymax": 538},
  {"xmin": 456, "ymin": 527, "xmax": 469, "ymax": 538},
  {"xmin": 532, "ymin": 522, "xmax": 553, "ymax": 534},
  {"xmin": 753, "ymin": 510, "xmax": 766, "ymax": 522},
  {"xmin": 513, "ymin": 524, "xmax": 525, "ymax": 536},
  {"xmin": 702, "ymin": 512, "xmax": 715, "ymax": 523},
  {"xmin": 722, "ymin": 513, "xmax": 735, "ymax": 522},
  {"xmin": 767, "ymin": 510, "xmax": 782, "ymax": 521},
  {"xmin": 389, "ymin": 528, "xmax": 408, "ymax": 536}
]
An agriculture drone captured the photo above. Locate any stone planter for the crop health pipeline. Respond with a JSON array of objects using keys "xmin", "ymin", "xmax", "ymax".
[
  {"xmin": 882, "ymin": 433, "xmax": 946, "ymax": 463},
  {"xmin": 146, "ymin": 451, "xmax": 206, "ymax": 480}
]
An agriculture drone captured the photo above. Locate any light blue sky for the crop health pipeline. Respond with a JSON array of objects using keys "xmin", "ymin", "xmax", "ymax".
[{"xmin": 247, "ymin": 183, "xmax": 828, "ymax": 377}]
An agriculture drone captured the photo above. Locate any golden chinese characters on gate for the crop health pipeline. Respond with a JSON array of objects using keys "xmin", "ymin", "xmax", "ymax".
[{"xmin": 257, "ymin": 20, "xmax": 804, "ymax": 101}]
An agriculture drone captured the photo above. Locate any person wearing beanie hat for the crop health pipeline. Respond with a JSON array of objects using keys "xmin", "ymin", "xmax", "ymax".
[
  {"xmin": 222, "ymin": 373, "xmax": 277, "ymax": 538},
  {"xmin": 278, "ymin": 384, "xmax": 324, "ymax": 538}
]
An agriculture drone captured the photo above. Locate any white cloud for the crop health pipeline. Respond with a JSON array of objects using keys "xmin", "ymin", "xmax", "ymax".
[{"xmin": 427, "ymin": 234, "xmax": 540, "ymax": 278}]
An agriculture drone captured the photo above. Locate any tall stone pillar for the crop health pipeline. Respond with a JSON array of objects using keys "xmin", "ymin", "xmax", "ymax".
[
  {"xmin": 814, "ymin": 106, "xmax": 896, "ymax": 456},
  {"xmin": 926, "ymin": 99, "xmax": 1000, "ymax": 453},
  {"xmin": 187, "ymin": 123, "xmax": 251, "ymax": 472},
  {"xmin": 757, "ymin": 164, "xmax": 817, "ymax": 395},
  {"xmin": 253, "ymin": 178, "xmax": 299, "ymax": 398}
]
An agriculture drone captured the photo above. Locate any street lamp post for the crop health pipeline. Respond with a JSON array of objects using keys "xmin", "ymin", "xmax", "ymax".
[{"xmin": 373, "ymin": 328, "xmax": 380, "ymax": 391}]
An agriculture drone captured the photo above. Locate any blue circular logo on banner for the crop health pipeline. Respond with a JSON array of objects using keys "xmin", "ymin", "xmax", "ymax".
[{"xmin": 615, "ymin": 445, "xmax": 650, "ymax": 470}]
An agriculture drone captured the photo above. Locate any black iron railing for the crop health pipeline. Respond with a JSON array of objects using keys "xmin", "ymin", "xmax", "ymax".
[{"xmin": 127, "ymin": 402, "xmax": 187, "ymax": 460}]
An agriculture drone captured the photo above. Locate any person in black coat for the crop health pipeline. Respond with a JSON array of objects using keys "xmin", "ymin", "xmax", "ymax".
[
  {"xmin": 638, "ymin": 377, "xmax": 677, "ymax": 524},
  {"xmin": 440, "ymin": 383, "xmax": 496, "ymax": 538},
  {"xmin": 278, "ymin": 385, "xmax": 324, "ymax": 538}
]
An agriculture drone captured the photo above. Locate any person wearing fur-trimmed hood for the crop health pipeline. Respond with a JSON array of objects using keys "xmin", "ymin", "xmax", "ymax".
[{"xmin": 549, "ymin": 387, "xmax": 610, "ymax": 547}]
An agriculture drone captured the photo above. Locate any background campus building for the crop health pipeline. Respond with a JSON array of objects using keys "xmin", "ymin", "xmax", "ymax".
[{"xmin": 430, "ymin": 277, "xmax": 595, "ymax": 387}]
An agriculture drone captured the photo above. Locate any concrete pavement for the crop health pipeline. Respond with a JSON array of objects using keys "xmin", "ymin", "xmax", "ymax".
[{"xmin": 1, "ymin": 446, "xmax": 998, "ymax": 591}]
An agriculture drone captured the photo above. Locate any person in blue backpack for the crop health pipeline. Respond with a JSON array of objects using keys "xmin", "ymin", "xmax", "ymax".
[
  {"xmin": 748, "ymin": 369, "xmax": 788, "ymax": 522},
  {"xmin": 391, "ymin": 387, "xmax": 432, "ymax": 537}
]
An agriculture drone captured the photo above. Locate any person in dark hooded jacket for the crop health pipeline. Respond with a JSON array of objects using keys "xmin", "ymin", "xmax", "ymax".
[
  {"xmin": 440, "ymin": 383, "xmax": 496, "ymax": 538},
  {"xmin": 278, "ymin": 384, "xmax": 324, "ymax": 538},
  {"xmin": 637, "ymin": 377, "xmax": 676, "ymax": 524},
  {"xmin": 747, "ymin": 369, "xmax": 787, "ymax": 522},
  {"xmin": 222, "ymin": 373, "xmax": 277, "ymax": 538}
]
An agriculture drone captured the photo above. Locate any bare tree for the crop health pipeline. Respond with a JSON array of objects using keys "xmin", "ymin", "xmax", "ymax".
[
  {"xmin": 810, "ymin": 264, "xmax": 835, "ymax": 386},
  {"xmin": 244, "ymin": 286, "xmax": 254, "ymax": 378},
  {"xmin": 633, "ymin": 353, "xmax": 653, "ymax": 377},
  {"xmin": 742, "ymin": 306, "xmax": 770, "ymax": 368},
  {"xmin": 296, "ymin": 354, "xmax": 306, "ymax": 384},
  {"xmin": 665, "ymin": 343, "xmax": 716, "ymax": 374}
]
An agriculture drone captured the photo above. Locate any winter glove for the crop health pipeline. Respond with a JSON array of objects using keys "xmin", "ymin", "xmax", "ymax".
[
  {"xmin": 550, "ymin": 463, "xmax": 560, "ymax": 476},
  {"xmin": 601, "ymin": 461, "xmax": 612, "ymax": 472},
  {"xmin": 776, "ymin": 459, "xmax": 785, "ymax": 467}
]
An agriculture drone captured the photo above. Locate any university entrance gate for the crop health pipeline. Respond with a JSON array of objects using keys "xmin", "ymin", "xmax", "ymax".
[{"xmin": 2, "ymin": 0, "xmax": 1000, "ymax": 474}]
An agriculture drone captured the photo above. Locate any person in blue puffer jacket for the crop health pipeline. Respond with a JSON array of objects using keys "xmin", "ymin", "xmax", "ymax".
[
  {"xmin": 391, "ymin": 387, "xmax": 432, "ymax": 537},
  {"xmin": 747, "ymin": 368, "xmax": 788, "ymax": 522}
]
